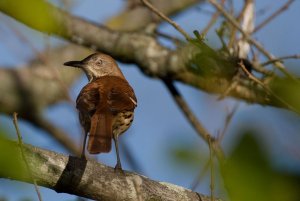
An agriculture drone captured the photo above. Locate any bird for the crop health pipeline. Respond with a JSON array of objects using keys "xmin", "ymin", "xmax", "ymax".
[{"xmin": 63, "ymin": 53, "xmax": 137, "ymax": 171}]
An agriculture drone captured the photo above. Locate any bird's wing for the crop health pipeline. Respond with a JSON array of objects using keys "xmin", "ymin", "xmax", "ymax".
[
  {"xmin": 76, "ymin": 80, "xmax": 112, "ymax": 154},
  {"xmin": 108, "ymin": 80, "xmax": 137, "ymax": 113},
  {"xmin": 76, "ymin": 82, "xmax": 100, "ymax": 115}
]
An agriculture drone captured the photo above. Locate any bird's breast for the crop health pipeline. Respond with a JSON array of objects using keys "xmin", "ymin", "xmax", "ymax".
[{"xmin": 112, "ymin": 111, "xmax": 134, "ymax": 136}]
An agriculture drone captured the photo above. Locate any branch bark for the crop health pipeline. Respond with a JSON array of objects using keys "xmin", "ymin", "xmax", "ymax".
[{"xmin": 3, "ymin": 140, "xmax": 217, "ymax": 201}]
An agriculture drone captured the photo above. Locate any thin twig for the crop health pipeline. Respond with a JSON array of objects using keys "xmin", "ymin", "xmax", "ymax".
[
  {"xmin": 251, "ymin": 62, "xmax": 274, "ymax": 75},
  {"xmin": 208, "ymin": 0, "xmax": 296, "ymax": 80},
  {"xmin": 239, "ymin": 61, "xmax": 270, "ymax": 87},
  {"xmin": 155, "ymin": 30, "xmax": 184, "ymax": 46},
  {"xmin": 254, "ymin": 0, "xmax": 295, "ymax": 33},
  {"xmin": 216, "ymin": 28, "xmax": 231, "ymax": 55},
  {"xmin": 195, "ymin": 6, "xmax": 216, "ymax": 15},
  {"xmin": 218, "ymin": 104, "xmax": 239, "ymax": 142},
  {"xmin": 3, "ymin": 18, "xmax": 73, "ymax": 104},
  {"xmin": 141, "ymin": 0, "xmax": 191, "ymax": 40},
  {"xmin": 201, "ymin": 0, "xmax": 225, "ymax": 36},
  {"xmin": 218, "ymin": 70, "xmax": 243, "ymax": 100},
  {"xmin": 1, "ymin": 16, "xmax": 48, "ymax": 62},
  {"xmin": 228, "ymin": 0, "xmax": 234, "ymax": 16},
  {"xmin": 239, "ymin": 61, "xmax": 298, "ymax": 113},
  {"xmin": 122, "ymin": 140, "xmax": 145, "ymax": 174},
  {"xmin": 163, "ymin": 79, "xmax": 224, "ymax": 160},
  {"xmin": 190, "ymin": 160, "xmax": 210, "ymax": 190},
  {"xmin": 256, "ymin": 4, "xmax": 273, "ymax": 17},
  {"xmin": 29, "ymin": 114, "xmax": 82, "ymax": 156},
  {"xmin": 208, "ymin": 137, "xmax": 214, "ymax": 201},
  {"xmin": 13, "ymin": 113, "xmax": 43, "ymax": 201},
  {"xmin": 261, "ymin": 54, "xmax": 300, "ymax": 66}
]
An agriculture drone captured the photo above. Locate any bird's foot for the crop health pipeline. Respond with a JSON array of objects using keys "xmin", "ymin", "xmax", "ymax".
[
  {"xmin": 80, "ymin": 153, "xmax": 86, "ymax": 160},
  {"xmin": 114, "ymin": 164, "xmax": 125, "ymax": 175}
]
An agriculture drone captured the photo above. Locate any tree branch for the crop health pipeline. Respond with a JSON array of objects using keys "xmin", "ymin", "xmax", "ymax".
[
  {"xmin": 13, "ymin": 113, "xmax": 43, "ymax": 201},
  {"xmin": 0, "ymin": 45, "xmax": 89, "ymax": 115},
  {"xmin": 163, "ymin": 79, "xmax": 224, "ymax": 160},
  {"xmin": 141, "ymin": 0, "xmax": 191, "ymax": 40},
  {"xmin": 0, "ymin": 45, "xmax": 88, "ymax": 155},
  {"xmin": 2, "ymin": 140, "xmax": 218, "ymax": 201},
  {"xmin": 253, "ymin": 0, "xmax": 295, "ymax": 33},
  {"xmin": 106, "ymin": 0, "xmax": 203, "ymax": 31},
  {"xmin": 28, "ymin": 114, "xmax": 82, "ymax": 156},
  {"xmin": 208, "ymin": 0, "xmax": 295, "ymax": 80},
  {"xmin": 0, "ymin": 1, "xmax": 299, "ymax": 113}
]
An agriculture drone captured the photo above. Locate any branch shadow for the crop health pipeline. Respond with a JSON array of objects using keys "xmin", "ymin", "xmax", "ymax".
[{"xmin": 54, "ymin": 156, "xmax": 87, "ymax": 193}]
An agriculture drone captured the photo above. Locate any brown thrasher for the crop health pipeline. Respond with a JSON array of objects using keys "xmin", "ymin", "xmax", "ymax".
[{"xmin": 64, "ymin": 53, "xmax": 137, "ymax": 170}]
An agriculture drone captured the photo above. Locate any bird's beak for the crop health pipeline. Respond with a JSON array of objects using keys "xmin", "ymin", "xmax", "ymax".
[{"xmin": 63, "ymin": 60, "xmax": 85, "ymax": 68}]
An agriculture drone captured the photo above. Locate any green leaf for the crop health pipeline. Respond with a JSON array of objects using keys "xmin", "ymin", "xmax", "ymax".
[
  {"xmin": 170, "ymin": 144, "xmax": 204, "ymax": 168},
  {"xmin": 192, "ymin": 30, "xmax": 205, "ymax": 42},
  {"xmin": 0, "ymin": 0, "xmax": 63, "ymax": 34},
  {"xmin": 270, "ymin": 77, "xmax": 300, "ymax": 113},
  {"xmin": 222, "ymin": 133, "xmax": 300, "ymax": 201},
  {"xmin": 0, "ymin": 131, "xmax": 25, "ymax": 179},
  {"xmin": 187, "ymin": 40, "xmax": 237, "ymax": 78}
]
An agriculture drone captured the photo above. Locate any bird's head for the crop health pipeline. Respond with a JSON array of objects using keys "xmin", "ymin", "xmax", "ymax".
[{"xmin": 64, "ymin": 53, "xmax": 124, "ymax": 81}]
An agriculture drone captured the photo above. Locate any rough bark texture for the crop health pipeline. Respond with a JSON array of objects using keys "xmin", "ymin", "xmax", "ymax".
[{"xmin": 3, "ymin": 140, "xmax": 219, "ymax": 201}]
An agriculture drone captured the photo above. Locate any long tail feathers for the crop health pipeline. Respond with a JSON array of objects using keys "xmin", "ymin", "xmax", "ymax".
[{"xmin": 88, "ymin": 112, "xmax": 112, "ymax": 154}]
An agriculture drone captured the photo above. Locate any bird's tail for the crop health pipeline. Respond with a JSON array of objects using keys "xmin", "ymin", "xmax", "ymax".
[{"xmin": 88, "ymin": 112, "xmax": 112, "ymax": 154}]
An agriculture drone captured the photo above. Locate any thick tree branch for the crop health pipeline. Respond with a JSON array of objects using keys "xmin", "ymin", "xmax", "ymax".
[
  {"xmin": 0, "ymin": 45, "xmax": 89, "ymax": 115},
  {"xmin": 0, "ymin": 1, "xmax": 298, "ymax": 112},
  {"xmin": 106, "ymin": 0, "xmax": 203, "ymax": 31},
  {"xmin": 2, "ymin": 140, "xmax": 218, "ymax": 201}
]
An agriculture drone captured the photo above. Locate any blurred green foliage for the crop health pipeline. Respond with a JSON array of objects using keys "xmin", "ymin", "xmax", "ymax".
[
  {"xmin": 0, "ymin": 129, "xmax": 25, "ymax": 179},
  {"xmin": 222, "ymin": 133, "xmax": 300, "ymax": 201},
  {"xmin": 0, "ymin": 0, "xmax": 63, "ymax": 34},
  {"xmin": 169, "ymin": 137, "xmax": 208, "ymax": 170},
  {"xmin": 171, "ymin": 146, "xmax": 204, "ymax": 167},
  {"xmin": 270, "ymin": 77, "xmax": 300, "ymax": 113},
  {"xmin": 187, "ymin": 34, "xmax": 237, "ymax": 79}
]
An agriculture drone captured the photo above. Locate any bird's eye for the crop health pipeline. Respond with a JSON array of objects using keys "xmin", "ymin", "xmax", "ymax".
[{"xmin": 96, "ymin": 60, "xmax": 103, "ymax": 65}]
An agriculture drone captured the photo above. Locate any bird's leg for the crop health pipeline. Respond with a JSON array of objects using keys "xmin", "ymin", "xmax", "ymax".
[
  {"xmin": 113, "ymin": 134, "xmax": 123, "ymax": 172},
  {"xmin": 81, "ymin": 131, "xmax": 88, "ymax": 159}
]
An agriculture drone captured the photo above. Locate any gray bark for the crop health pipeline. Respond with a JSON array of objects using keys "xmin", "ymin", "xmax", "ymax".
[{"xmin": 3, "ymin": 140, "xmax": 219, "ymax": 201}]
